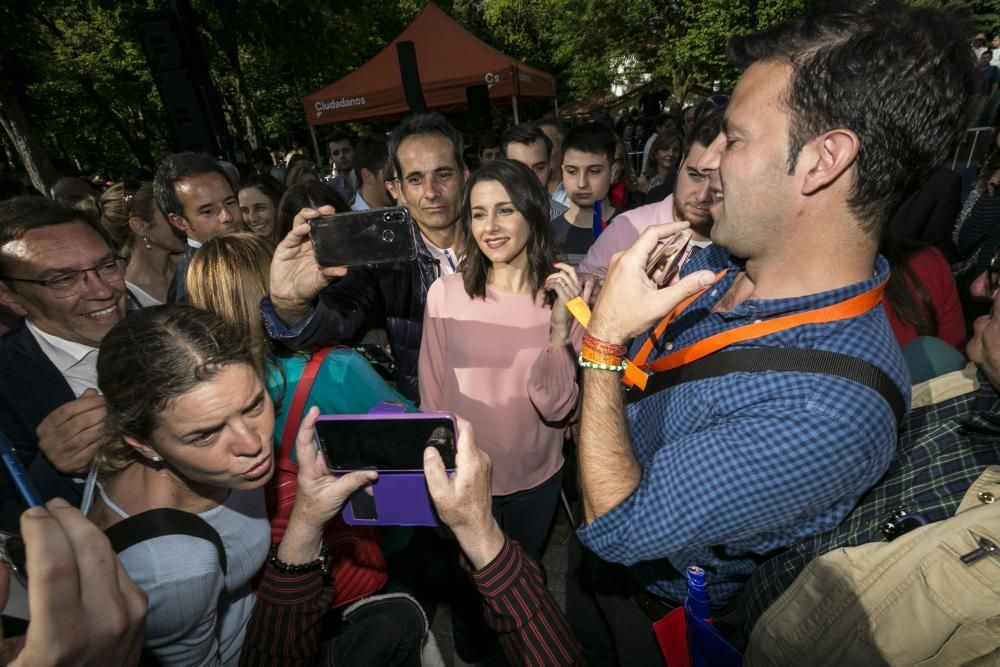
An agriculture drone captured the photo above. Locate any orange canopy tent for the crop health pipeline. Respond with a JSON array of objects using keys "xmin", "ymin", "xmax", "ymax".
[{"xmin": 302, "ymin": 2, "xmax": 557, "ymax": 128}]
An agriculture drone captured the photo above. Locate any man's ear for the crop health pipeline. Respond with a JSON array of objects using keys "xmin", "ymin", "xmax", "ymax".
[
  {"xmin": 360, "ymin": 167, "xmax": 375, "ymax": 186},
  {"xmin": 385, "ymin": 180, "xmax": 400, "ymax": 203},
  {"xmin": 800, "ymin": 129, "xmax": 860, "ymax": 196},
  {"xmin": 123, "ymin": 434, "xmax": 161, "ymax": 463},
  {"xmin": 166, "ymin": 212, "xmax": 191, "ymax": 236},
  {"xmin": 0, "ymin": 281, "xmax": 27, "ymax": 317}
]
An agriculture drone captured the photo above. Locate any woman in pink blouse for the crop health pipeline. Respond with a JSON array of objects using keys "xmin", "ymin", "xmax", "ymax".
[{"xmin": 419, "ymin": 159, "xmax": 586, "ymax": 561}]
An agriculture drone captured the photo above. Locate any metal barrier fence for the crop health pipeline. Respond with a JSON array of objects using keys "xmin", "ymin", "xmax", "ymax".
[{"xmin": 951, "ymin": 126, "xmax": 995, "ymax": 171}]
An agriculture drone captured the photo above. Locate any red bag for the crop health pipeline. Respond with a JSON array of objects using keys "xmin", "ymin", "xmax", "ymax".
[{"xmin": 264, "ymin": 347, "xmax": 387, "ymax": 608}]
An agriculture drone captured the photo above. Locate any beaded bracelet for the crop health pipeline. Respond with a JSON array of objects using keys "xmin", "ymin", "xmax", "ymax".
[
  {"xmin": 578, "ymin": 353, "xmax": 626, "ymax": 372},
  {"xmin": 268, "ymin": 543, "xmax": 331, "ymax": 577}
]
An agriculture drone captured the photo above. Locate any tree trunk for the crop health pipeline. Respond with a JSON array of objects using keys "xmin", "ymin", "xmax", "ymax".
[
  {"xmin": 0, "ymin": 75, "xmax": 58, "ymax": 195},
  {"xmin": 671, "ymin": 70, "xmax": 693, "ymax": 107}
]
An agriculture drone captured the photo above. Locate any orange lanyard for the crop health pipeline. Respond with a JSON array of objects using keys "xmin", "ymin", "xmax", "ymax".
[{"xmin": 623, "ymin": 271, "xmax": 888, "ymax": 391}]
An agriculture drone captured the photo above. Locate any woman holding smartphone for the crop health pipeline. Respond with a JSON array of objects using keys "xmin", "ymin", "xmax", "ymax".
[
  {"xmin": 419, "ymin": 159, "xmax": 587, "ymax": 562},
  {"xmin": 84, "ymin": 306, "xmax": 403, "ymax": 666}
]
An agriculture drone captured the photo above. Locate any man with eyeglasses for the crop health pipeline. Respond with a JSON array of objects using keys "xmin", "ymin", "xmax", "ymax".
[
  {"xmin": 0, "ymin": 197, "xmax": 127, "ymax": 529},
  {"xmin": 265, "ymin": 112, "xmax": 467, "ymax": 404}
]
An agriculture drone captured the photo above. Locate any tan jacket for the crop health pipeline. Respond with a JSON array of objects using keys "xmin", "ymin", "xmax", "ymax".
[{"xmin": 745, "ymin": 467, "xmax": 1000, "ymax": 667}]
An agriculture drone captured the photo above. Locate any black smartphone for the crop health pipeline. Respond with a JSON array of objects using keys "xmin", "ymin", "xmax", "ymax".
[
  {"xmin": 310, "ymin": 207, "xmax": 418, "ymax": 268},
  {"xmin": 315, "ymin": 413, "xmax": 458, "ymax": 471}
]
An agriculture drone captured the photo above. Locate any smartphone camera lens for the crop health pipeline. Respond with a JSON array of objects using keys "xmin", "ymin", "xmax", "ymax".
[{"xmin": 383, "ymin": 212, "xmax": 393, "ymax": 222}]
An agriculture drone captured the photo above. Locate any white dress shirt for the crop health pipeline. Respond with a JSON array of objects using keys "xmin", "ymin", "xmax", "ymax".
[{"xmin": 25, "ymin": 320, "xmax": 99, "ymax": 397}]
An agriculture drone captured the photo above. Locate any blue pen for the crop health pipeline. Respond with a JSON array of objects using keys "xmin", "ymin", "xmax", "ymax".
[{"xmin": 0, "ymin": 432, "xmax": 43, "ymax": 508}]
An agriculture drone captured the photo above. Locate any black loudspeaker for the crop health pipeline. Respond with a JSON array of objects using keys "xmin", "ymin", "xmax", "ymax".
[
  {"xmin": 135, "ymin": 15, "xmax": 185, "ymax": 74},
  {"xmin": 152, "ymin": 69, "xmax": 216, "ymax": 153},
  {"xmin": 136, "ymin": 11, "xmax": 224, "ymax": 155},
  {"xmin": 396, "ymin": 41, "xmax": 427, "ymax": 113},
  {"xmin": 466, "ymin": 84, "xmax": 492, "ymax": 125}
]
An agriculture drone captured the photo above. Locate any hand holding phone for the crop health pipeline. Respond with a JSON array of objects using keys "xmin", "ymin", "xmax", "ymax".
[
  {"xmin": 423, "ymin": 415, "xmax": 505, "ymax": 569},
  {"xmin": 270, "ymin": 205, "xmax": 347, "ymax": 326},
  {"xmin": 287, "ymin": 406, "xmax": 379, "ymax": 533},
  {"xmin": 314, "ymin": 413, "xmax": 458, "ymax": 527},
  {"xmin": 645, "ymin": 229, "xmax": 691, "ymax": 287}
]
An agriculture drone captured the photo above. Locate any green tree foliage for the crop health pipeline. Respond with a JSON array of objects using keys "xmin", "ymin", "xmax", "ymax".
[
  {"xmin": 478, "ymin": 0, "xmax": 807, "ymax": 104},
  {"xmin": 2, "ymin": 0, "xmax": 995, "ymax": 178}
]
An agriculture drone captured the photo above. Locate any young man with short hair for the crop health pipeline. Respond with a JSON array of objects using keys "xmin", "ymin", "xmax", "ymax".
[
  {"xmin": 326, "ymin": 130, "xmax": 357, "ymax": 202},
  {"xmin": 500, "ymin": 124, "xmax": 568, "ymax": 220},
  {"xmin": 537, "ymin": 117, "xmax": 568, "ymax": 202},
  {"xmin": 579, "ymin": 109, "xmax": 722, "ymax": 278},
  {"xmin": 551, "ymin": 122, "xmax": 619, "ymax": 265},
  {"xmin": 571, "ymin": 1, "xmax": 976, "ymax": 661},
  {"xmin": 153, "ymin": 152, "xmax": 242, "ymax": 303},
  {"xmin": 350, "ymin": 136, "xmax": 393, "ymax": 211},
  {"xmin": 477, "ymin": 133, "xmax": 501, "ymax": 163}
]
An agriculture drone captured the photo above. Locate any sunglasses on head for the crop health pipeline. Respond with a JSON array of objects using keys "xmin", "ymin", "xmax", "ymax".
[{"xmin": 121, "ymin": 178, "xmax": 141, "ymax": 219}]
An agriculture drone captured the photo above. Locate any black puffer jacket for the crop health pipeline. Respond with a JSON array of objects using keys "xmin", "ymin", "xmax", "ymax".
[{"xmin": 281, "ymin": 240, "xmax": 441, "ymax": 404}]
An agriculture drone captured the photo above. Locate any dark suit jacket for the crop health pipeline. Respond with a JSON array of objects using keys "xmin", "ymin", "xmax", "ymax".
[
  {"xmin": 0, "ymin": 322, "xmax": 82, "ymax": 531},
  {"xmin": 888, "ymin": 167, "xmax": 962, "ymax": 261},
  {"xmin": 166, "ymin": 243, "xmax": 197, "ymax": 304}
]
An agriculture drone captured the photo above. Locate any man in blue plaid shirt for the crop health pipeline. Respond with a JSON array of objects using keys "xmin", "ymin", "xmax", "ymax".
[{"xmin": 569, "ymin": 1, "xmax": 977, "ymax": 662}]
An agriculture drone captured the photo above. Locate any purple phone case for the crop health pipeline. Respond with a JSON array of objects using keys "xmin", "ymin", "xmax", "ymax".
[{"xmin": 316, "ymin": 412, "xmax": 455, "ymax": 527}]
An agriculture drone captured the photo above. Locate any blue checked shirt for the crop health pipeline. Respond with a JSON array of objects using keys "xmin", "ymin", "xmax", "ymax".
[{"xmin": 576, "ymin": 245, "xmax": 910, "ymax": 605}]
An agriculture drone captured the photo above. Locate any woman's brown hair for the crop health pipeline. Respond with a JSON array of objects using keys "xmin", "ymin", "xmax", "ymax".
[{"xmin": 96, "ymin": 304, "xmax": 259, "ymax": 473}]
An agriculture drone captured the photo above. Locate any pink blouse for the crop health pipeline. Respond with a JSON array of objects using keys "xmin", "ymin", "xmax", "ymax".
[{"xmin": 419, "ymin": 274, "xmax": 580, "ymax": 495}]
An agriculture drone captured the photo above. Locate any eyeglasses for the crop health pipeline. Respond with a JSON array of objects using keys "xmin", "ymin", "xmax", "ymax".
[
  {"xmin": 990, "ymin": 246, "xmax": 1000, "ymax": 295},
  {"xmin": 121, "ymin": 178, "xmax": 140, "ymax": 219},
  {"xmin": 1, "ymin": 256, "xmax": 126, "ymax": 297}
]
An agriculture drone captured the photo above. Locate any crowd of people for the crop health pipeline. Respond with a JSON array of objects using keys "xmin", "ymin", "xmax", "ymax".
[{"xmin": 2, "ymin": 1, "xmax": 1000, "ymax": 665}]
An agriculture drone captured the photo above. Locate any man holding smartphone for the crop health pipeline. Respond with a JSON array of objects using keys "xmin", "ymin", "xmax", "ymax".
[
  {"xmin": 264, "ymin": 113, "xmax": 467, "ymax": 403},
  {"xmin": 568, "ymin": 2, "xmax": 976, "ymax": 663}
]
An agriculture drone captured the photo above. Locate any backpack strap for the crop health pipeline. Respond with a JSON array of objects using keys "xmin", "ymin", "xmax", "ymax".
[
  {"xmin": 626, "ymin": 348, "xmax": 906, "ymax": 425},
  {"xmin": 105, "ymin": 507, "xmax": 227, "ymax": 575}
]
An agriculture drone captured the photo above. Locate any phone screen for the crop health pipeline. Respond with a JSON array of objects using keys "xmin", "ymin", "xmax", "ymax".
[{"xmin": 316, "ymin": 416, "xmax": 457, "ymax": 470}]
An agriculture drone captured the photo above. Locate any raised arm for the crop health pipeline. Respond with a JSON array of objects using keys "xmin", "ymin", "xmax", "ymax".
[{"xmin": 424, "ymin": 417, "xmax": 583, "ymax": 666}]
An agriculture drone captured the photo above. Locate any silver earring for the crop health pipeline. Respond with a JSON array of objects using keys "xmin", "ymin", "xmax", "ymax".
[
  {"xmin": 143, "ymin": 235, "xmax": 152, "ymax": 250},
  {"xmin": 152, "ymin": 455, "xmax": 162, "ymax": 463}
]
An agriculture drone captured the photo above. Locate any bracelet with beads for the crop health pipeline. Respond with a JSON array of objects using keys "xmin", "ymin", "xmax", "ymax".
[
  {"xmin": 268, "ymin": 543, "xmax": 331, "ymax": 577},
  {"xmin": 578, "ymin": 353, "xmax": 626, "ymax": 372}
]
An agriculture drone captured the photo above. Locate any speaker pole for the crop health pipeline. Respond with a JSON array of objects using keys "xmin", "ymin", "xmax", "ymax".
[{"xmin": 396, "ymin": 41, "xmax": 427, "ymax": 113}]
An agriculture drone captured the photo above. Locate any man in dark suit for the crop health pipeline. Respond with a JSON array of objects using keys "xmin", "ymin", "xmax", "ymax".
[
  {"xmin": 0, "ymin": 197, "xmax": 127, "ymax": 529},
  {"xmin": 154, "ymin": 152, "xmax": 243, "ymax": 303}
]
